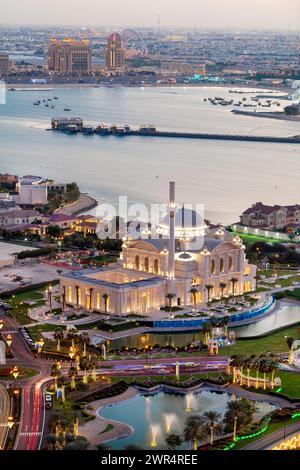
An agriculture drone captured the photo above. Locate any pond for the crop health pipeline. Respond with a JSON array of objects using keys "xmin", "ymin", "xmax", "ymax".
[
  {"xmin": 107, "ymin": 302, "xmax": 300, "ymax": 350},
  {"xmin": 99, "ymin": 390, "xmax": 276, "ymax": 450}
]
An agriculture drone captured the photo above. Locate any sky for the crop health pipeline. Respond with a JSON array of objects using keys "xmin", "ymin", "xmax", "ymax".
[{"xmin": 1, "ymin": 0, "xmax": 300, "ymax": 30}]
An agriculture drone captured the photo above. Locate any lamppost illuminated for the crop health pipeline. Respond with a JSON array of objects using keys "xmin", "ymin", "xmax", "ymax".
[
  {"xmin": 6, "ymin": 334, "xmax": 12, "ymax": 349},
  {"xmin": 11, "ymin": 366, "xmax": 19, "ymax": 380},
  {"xmin": 7, "ymin": 416, "xmax": 14, "ymax": 430}
]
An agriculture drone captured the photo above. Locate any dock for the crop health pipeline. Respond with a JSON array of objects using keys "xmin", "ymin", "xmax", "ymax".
[{"xmin": 50, "ymin": 118, "xmax": 300, "ymax": 145}]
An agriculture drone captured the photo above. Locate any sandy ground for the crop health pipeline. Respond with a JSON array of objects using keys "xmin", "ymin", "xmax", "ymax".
[
  {"xmin": 56, "ymin": 194, "xmax": 98, "ymax": 216},
  {"xmin": 79, "ymin": 386, "xmax": 138, "ymax": 448},
  {"xmin": 0, "ymin": 261, "xmax": 60, "ymax": 293}
]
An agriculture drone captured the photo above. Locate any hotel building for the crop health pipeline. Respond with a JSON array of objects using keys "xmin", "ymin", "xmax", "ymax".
[
  {"xmin": 48, "ymin": 39, "xmax": 92, "ymax": 74},
  {"xmin": 106, "ymin": 33, "xmax": 125, "ymax": 73}
]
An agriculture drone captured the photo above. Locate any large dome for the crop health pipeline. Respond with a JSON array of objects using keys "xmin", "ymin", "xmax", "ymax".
[{"xmin": 158, "ymin": 207, "xmax": 207, "ymax": 239}]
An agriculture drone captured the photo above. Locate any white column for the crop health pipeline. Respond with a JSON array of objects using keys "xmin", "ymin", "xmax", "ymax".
[{"xmin": 168, "ymin": 181, "xmax": 175, "ymax": 279}]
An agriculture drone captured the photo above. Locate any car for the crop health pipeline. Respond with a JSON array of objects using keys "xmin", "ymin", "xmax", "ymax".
[
  {"xmin": 45, "ymin": 402, "xmax": 52, "ymax": 410},
  {"xmin": 45, "ymin": 394, "xmax": 52, "ymax": 403}
]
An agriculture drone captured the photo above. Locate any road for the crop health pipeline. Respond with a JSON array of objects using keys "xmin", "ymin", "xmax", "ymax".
[
  {"xmin": 0, "ymin": 384, "xmax": 10, "ymax": 450},
  {"xmin": 0, "ymin": 312, "xmax": 51, "ymax": 450},
  {"xmin": 243, "ymin": 421, "xmax": 300, "ymax": 450}
]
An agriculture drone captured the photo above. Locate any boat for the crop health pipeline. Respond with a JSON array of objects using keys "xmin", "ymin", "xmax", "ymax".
[
  {"xmin": 53, "ymin": 96, "xmax": 58, "ymax": 100},
  {"xmin": 64, "ymin": 108, "xmax": 71, "ymax": 112}
]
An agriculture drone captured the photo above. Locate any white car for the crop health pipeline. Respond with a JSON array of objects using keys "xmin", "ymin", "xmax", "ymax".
[{"xmin": 45, "ymin": 394, "xmax": 52, "ymax": 403}]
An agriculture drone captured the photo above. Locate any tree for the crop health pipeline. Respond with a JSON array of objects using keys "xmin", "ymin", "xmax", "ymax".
[
  {"xmin": 230, "ymin": 277, "xmax": 238, "ymax": 296},
  {"xmin": 183, "ymin": 415, "xmax": 207, "ymax": 450},
  {"xmin": 190, "ymin": 287, "xmax": 198, "ymax": 310},
  {"xmin": 165, "ymin": 433, "xmax": 183, "ymax": 450},
  {"xmin": 203, "ymin": 411, "xmax": 223, "ymax": 446},
  {"xmin": 223, "ymin": 399, "xmax": 257, "ymax": 433},
  {"xmin": 68, "ymin": 366, "xmax": 78, "ymax": 390},
  {"xmin": 46, "ymin": 433, "xmax": 57, "ymax": 450},
  {"xmin": 54, "ymin": 328, "xmax": 64, "ymax": 352},
  {"xmin": 219, "ymin": 282, "xmax": 227, "ymax": 298},
  {"xmin": 205, "ymin": 284, "xmax": 214, "ymax": 303},
  {"xmin": 102, "ymin": 293, "xmax": 109, "ymax": 317},
  {"xmin": 166, "ymin": 293, "xmax": 176, "ymax": 316},
  {"xmin": 46, "ymin": 225, "xmax": 62, "ymax": 239}
]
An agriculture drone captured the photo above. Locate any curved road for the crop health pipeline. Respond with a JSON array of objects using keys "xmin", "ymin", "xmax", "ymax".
[
  {"xmin": 0, "ymin": 312, "xmax": 51, "ymax": 450},
  {"xmin": 0, "ymin": 384, "xmax": 10, "ymax": 450},
  {"xmin": 243, "ymin": 420, "xmax": 300, "ymax": 450}
]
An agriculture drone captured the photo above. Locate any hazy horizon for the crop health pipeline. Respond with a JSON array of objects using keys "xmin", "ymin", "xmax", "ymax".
[{"xmin": 1, "ymin": 0, "xmax": 300, "ymax": 31}]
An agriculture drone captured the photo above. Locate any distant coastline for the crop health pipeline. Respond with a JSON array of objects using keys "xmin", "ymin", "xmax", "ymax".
[{"xmin": 56, "ymin": 193, "xmax": 98, "ymax": 217}]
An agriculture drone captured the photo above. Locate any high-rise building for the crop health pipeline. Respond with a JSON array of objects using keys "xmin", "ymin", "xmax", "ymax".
[
  {"xmin": 0, "ymin": 53, "xmax": 10, "ymax": 75},
  {"xmin": 106, "ymin": 33, "xmax": 125, "ymax": 73},
  {"xmin": 48, "ymin": 39, "xmax": 92, "ymax": 74}
]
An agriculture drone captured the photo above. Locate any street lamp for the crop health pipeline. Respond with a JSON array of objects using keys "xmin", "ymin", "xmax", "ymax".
[
  {"xmin": 6, "ymin": 334, "xmax": 12, "ymax": 348},
  {"xmin": 11, "ymin": 366, "xmax": 19, "ymax": 380},
  {"xmin": 7, "ymin": 416, "xmax": 14, "ymax": 430}
]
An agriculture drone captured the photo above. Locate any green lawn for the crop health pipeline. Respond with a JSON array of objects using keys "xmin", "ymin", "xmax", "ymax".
[
  {"xmin": 234, "ymin": 232, "xmax": 288, "ymax": 245},
  {"xmin": 276, "ymin": 371, "xmax": 300, "ymax": 399},
  {"xmin": 229, "ymin": 324, "xmax": 300, "ymax": 356}
]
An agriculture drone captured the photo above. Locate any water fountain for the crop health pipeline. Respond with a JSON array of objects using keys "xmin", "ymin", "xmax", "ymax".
[
  {"xmin": 164, "ymin": 413, "xmax": 177, "ymax": 433},
  {"xmin": 185, "ymin": 392, "xmax": 196, "ymax": 413},
  {"xmin": 150, "ymin": 424, "xmax": 160, "ymax": 448}
]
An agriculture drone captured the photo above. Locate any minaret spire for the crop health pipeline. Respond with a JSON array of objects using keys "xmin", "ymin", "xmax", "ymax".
[{"xmin": 168, "ymin": 181, "xmax": 175, "ymax": 279}]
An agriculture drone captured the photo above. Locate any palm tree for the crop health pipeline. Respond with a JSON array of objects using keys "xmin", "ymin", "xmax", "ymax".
[
  {"xmin": 205, "ymin": 284, "xmax": 214, "ymax": 303},
  {"xmin": 219, "ymin": 282, "xmax": 227, "ymax": 298},
  {"xmin": 190, "ymin": 287, "xmax": 198, "ymax": 310},
  {"xmin": 54, "ymin": 328, "xmax": 64, "ymax": 352},
  {"xmin": 166, "ymin": 293, "xmax": 176, "ymax": 316},
  {"xmin": 51, "ymin": 363, "xmax": 62, "ymax": 390},
  {"xmin": 230, "ymin": 277, "xmax": 238, "ymax": 296},
  {"xmin": 46, "ymin": 433, "xmax": 57, "ymax": 450},
  {"xmin": 203, "ymin": 411, "xmax": 223, "ymax": 446},
  {"xmin": 183, "ymin": 415, "xmax": 207, "ymax": 450},
  {"xmin": 202, "ymin": 322, "xmax": 212, "ymax": 346},
  {"xmin": 79, "ymin": 332, "xmax": 90, "ymax": 357},
  {"xmin": 165, "ymin": 433, "xmax": 183, "ymax": 450},
  {"xmin": 223, "ymin": 399, "xmax": 256, "ymax": 433},
  {"xmin": 68, "ymin": 366, "xmax": 78, "ymax": 390},
  {"xmin": 102, "ymin": 293, "xmax": 109, "ymax": 317},
  {"xmin": 67, "ymin": 328, "xmax": 78, "ymax": 348},
  {"xmin": 253, "ymin": 358, "xmax": 261, "ymax": 389}
]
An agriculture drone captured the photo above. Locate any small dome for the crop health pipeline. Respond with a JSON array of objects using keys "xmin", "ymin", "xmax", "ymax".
[{"xmin": 158, "ymin": 207, "xmax": 207, "ymax": 239}]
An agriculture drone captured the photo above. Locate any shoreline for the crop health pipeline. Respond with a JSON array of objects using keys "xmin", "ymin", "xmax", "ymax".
[
  {"xmin": 78, "ymin": 387, "xmax": 138, "ymax": 448},
  {"xmin": 56, "ymin": 193, "xmax": 98, "ymax": 217},
  {"xmin": 5, "ymin": 82, "xmax": 290, "ymax": 94}
]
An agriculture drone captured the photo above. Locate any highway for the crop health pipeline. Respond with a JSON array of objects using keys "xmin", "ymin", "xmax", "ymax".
[
  {"xmin": 0, "ymin": 312, "xmax": 51, "ymax": 451},
  {"xmin": 0, "ymin": 384, "xmax": 10, "ymax": 450}
]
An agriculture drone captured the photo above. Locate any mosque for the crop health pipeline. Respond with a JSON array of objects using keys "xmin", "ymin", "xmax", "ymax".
[{"xmin": 60, "ymin": 182, "xmax": 257, "ymax": 316}]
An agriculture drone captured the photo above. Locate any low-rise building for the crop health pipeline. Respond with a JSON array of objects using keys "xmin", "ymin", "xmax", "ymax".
[
  {"xmin": 0, "ymin": 209, "xmax": 48, "ymax": 228},
  {"xmin": 240, "ymin": 202, "xmax": 300, "ymax": 231}
]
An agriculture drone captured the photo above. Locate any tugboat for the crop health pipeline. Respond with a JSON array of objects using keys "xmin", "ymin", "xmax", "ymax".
[{"xmin": 64, "ymin": 107, "xmax": 71, "ymax": 112}]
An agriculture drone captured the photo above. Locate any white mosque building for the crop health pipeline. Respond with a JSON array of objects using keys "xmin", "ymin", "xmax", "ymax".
[{"xmin": 60, "ymin": 182, "xmax": 257, "ymax": 316}]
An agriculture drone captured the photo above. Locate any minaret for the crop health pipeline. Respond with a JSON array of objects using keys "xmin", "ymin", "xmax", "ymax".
[{"xmin": 168, "ymin": 181, "xmax": 175, "ymax": 279}]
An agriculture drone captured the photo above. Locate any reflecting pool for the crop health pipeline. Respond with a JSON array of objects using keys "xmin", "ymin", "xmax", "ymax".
[
  {"xmin": 107, "ymin": 302, "xmax": 300, "ymax": 350},
  {"xmin": 99, "ymin": 390, "xmax": 276, "ymax": 450}
]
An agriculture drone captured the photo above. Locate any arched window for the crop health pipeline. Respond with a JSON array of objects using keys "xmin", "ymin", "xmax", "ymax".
[
  {"xmin": 211, "ymin": 259, "xmax": 215, "ymax": 274},
  {"xmin": 229, "ymin": 256, "xmax": 233, "ymax": 271},
  {"xmin": 145, "ymin": 257, "xmax": 149, "ymax": 272},
  {"xmin": 220, "ymin": 257, "xmax": 224, "ymax": 273},
  {"xmin": 67, "ymin": 286, "xmax": 72, "ymax": 303},
  {"xmin": 135, "ymin": 255, "xmax": 140, "ymax": 270},
  {"xmin": 154, "ymin": 259, "xmax": 159, "ymax": 274}
]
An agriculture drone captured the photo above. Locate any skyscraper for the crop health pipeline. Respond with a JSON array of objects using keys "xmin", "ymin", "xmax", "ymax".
[
  {"xmin": 48, "ymin": 39, "xmax": 92, "ymax": 74},
  {"xmin": 106, "ymin": 33, "xmax": 125, "ymax": 73}
]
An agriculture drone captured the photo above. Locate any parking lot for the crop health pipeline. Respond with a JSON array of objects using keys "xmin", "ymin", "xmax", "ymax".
[{"xmin": 0, "ymin": 261, "xmax": 63, "ymax": 293}]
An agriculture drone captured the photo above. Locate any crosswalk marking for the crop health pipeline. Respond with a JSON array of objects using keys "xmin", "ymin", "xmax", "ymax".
[{"xmin": 19, "ymin": 432, "xmax": 42, "ymax": 436}]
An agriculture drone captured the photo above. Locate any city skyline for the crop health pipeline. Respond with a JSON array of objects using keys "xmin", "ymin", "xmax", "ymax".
[{"xmin": 1, "ymin": 0, "xmax": 300, "ymax": 31}]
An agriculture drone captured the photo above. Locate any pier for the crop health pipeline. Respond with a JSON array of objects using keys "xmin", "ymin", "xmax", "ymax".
[{"xmin": 50, "ymin": 118, "xmax": 300, "ymax": 144}]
